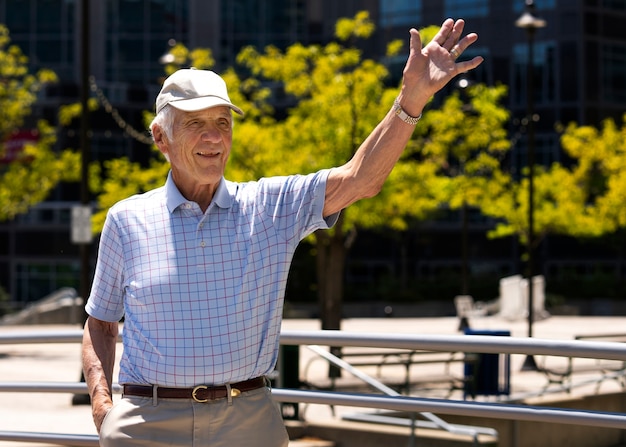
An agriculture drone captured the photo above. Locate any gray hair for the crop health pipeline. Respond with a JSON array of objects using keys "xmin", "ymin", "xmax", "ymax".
[{"xmin": 150, "ymin": 104, "xmax": 176, "ymax": 143}]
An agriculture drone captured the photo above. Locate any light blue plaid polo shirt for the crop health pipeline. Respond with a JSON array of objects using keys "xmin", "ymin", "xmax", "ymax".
[{"xmin": 86, "ymin": 170, "xmax": 337, "ymax": 387}]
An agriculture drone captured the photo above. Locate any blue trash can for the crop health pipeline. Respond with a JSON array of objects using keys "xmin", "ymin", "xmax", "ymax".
[{"xmin": 464, "ymin": 329, "xmax": 511, "ymax": 399}]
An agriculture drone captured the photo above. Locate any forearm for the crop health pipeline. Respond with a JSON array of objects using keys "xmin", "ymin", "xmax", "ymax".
[
  {"xmin": 82, "ymin": 316, "xmax": 118, "ymax": 432},
  {"xmin": 323, "ymin": 20, "xmax": 482, "ymax": 217},
  {"xmin": 323, "ymin": 100, "xmax": 424, "ymax": 217}
]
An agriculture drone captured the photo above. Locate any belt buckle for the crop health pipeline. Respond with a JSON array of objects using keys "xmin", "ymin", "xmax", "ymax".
[{"xmin": 192, "ymin": 385, "xmax": 209, "ymax": 403}]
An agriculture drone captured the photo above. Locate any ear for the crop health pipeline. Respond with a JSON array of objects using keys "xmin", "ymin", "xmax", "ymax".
[{"xmin": 152, "ymin": 124, "xmax": 169, "ymax": 158}]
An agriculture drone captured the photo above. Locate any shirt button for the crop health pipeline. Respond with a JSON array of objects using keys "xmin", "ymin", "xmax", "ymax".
[
  {"xmin": 199, "ymin": 222, "xmax": 205, "ymax": 228},
  {"xmin": 200, "ymin": 241, "xmax": 206, "ymax": 247}
]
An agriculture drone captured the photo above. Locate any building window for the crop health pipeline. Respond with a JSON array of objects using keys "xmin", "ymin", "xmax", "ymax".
[
  {"xmin": 512, "ymin": 41, "xmax": 556, "ymax": 107},
  {"xmin": 106, "ymin": 0, "xmax": 188, "ymax": 83},
  {"xmin": 3, "ymin": 0, "xmax": 75, "ymax": 79},
  {"xmin": 603, "ymin": 43, "xmax": 626, "ymax": 103},
  {"xmin": 445, "ymin": 0, "xmax": 488, "ymax": 18},
  {"xmin": 379, "ymin": 0, "xmax": 421, "ymax": 27},
  {"xmin": 602, "ymin": 0, "xmax": 626, "ymax": 10},
  {"xmin": 512, "ymin": 0, "xmax": 555, "ymax": 13}
]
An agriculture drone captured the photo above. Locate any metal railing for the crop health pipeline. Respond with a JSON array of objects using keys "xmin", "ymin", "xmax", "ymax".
[
  {"xmin": 0, "ymin": 329, "xmax": 625, "ymax": 446},
  {"xmin": 305, "ymin": 344, "xmax": 498, "ymax": 445}
]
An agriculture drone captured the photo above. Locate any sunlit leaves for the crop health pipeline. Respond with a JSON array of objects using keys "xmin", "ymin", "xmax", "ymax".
[
  {"xmin": 0, "ymin": 25, "xmax": 78, "ymax": 221},
  {"xmin": 560, "ymin": 114, "xmax": 626, "ymax": 232}
]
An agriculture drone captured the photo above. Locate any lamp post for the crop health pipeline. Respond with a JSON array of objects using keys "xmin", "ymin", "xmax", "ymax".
[
  {"xmin": 515, "ymin": 0, "xmax": 546, "ymax": 371},
  {"xmin": 72, "ymin": 0, "xmax": 92, "ymax": 406}
]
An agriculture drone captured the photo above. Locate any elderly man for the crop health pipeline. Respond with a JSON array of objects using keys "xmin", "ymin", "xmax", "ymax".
[{"xmin": 83, "ymin": 18, "xmax": 482, "ymax": 447}]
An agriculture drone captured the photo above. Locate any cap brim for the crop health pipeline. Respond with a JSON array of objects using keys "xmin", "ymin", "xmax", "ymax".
[{"xmin": 168, "ymin": 95, "xmax": 244, "ymax": 116}]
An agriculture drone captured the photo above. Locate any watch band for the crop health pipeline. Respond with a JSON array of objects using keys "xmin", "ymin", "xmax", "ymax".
[{"xmin": 392, "ymin": 98, "xmax": 421, "ymax": 125}]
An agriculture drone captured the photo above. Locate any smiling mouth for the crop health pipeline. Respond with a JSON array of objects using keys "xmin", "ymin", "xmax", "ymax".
[{"xmin": 196, "ymin": 151, "xmax": 220, "ymax": 157}]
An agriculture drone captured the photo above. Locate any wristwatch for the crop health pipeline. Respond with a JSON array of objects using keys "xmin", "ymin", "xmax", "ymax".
[{"xmin": 392, "ymin": 98, "xmax": 421, "ymax": 125}]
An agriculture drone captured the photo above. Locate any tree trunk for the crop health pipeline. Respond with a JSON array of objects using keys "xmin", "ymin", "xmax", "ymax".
[{"xmin": 314, "ymin": 216, "xmax": 348, "ymax": 377}]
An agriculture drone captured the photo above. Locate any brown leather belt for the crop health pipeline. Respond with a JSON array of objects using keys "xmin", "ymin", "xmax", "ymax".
[{"xmin": 123, "ymin": 377, "xmax": 266, "ymax": 403}]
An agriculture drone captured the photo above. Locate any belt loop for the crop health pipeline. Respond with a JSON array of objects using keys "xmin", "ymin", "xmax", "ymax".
[
  {"xmin": 225, "ymin": 383, "xmax": 233, "ymax": 406},
  {"xmin": 152, "ymin": 384, "xmax": 158, "ymax": 406}
]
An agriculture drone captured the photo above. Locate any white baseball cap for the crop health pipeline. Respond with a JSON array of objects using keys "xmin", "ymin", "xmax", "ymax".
[{"xmin": 155, "ymin": 68, "xmax": 244, "ymax": 116}]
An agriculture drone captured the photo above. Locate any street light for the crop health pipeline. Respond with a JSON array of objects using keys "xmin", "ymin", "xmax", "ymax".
[
  {"xmin": 72, "ymin": 0, "xmax": 92, "ymax": 406},
  {"xmin": 159, "ymin": 39, "xmax": 178, "ymax": 65},
  {"xmin": 515, "ymin": 0, "xmax": 546, "ymax": 371}
]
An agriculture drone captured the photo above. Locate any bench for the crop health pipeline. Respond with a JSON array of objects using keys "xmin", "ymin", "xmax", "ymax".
[
  {"xmin": 537, "ymin": 333, "xmax": 626, "ymax": 392},
  {"xmin": 303, "ymin": 348, "xmax": 467, "ymax": 396}
]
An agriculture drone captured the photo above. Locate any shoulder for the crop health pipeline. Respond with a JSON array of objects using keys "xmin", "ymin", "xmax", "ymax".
[
  {"xmin": 227, "ymin": 171, "xmax": 330, "ymax": 198},
  {"xmin": 108, "ymin": 186, "xmax": 166, "ymax": 217}
]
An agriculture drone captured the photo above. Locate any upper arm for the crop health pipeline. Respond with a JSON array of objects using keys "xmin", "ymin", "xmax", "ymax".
[
  {"xmin": 323, "ymin": 163, "xmax": 379, "ymax": 218},
  {"xmin": 83, "ymin": 316, "xmax": 119, "ymax": 350}
]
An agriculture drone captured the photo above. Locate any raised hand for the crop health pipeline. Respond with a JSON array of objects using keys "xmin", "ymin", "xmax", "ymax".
[{"xmin": 399, "ymin": 18, "xmax": 484, "ymax": 113}]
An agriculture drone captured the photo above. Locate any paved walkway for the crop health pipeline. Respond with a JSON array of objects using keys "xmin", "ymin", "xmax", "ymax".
[{"xmin": 0, "ymin": 315, "xmax": 624, "ymax": 446}]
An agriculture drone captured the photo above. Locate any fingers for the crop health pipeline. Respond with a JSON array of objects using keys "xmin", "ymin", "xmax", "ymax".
[
  {"xmin": 443, "ymin": 19, "xmax": 466, "ymax": 51},
  {"xmin": 432, "ymin": 18, "xmax": 455, "ymax": 47},
  {"xmin": 456, "ymin": 56, "xmax": 484, "ymax": 73},
  {"xmin": 449, "ymin": 32, "xmax": 479, "ymax": 60},
  {"xmin": 433, "ymin": 18, "xmax": 466, "ymax": 51},
  {"xmin": 408, "ymin": 28, "xmax": 422, "ymax": 56}
]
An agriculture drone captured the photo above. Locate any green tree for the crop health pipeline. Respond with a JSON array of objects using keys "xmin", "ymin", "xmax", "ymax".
[
  {"xmin": 91, "ymin": 13, "xmax": 511, "ymax": 334},
  {"xmin": 559, "ymin": 114, "xmax": 626, "ymax": 234},
  {"xmin": 477, "ymin": 117, "xmax": 619, "ymax": 258},
  {"xmin": 235, "ymin": 12, "xmax": 510, "ymax": 331},
  {"xmin": 0, "ymin": 24, "xmax": 80, "ymax": 221}
]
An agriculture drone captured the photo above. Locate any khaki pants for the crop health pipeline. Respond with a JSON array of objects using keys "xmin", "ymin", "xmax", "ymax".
[{"xmin": 100, "ymin": 386, "xmax": 289, "ymax": 447}]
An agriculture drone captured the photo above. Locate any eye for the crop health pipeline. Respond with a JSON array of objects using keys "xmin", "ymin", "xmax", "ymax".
[{"xmin": 217, "ymin": 118, "xmax": 231, "ymax": 130}]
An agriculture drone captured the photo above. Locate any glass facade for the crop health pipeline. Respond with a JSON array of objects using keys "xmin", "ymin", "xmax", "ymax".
[
  {"xmin": 219, "ymin": 0, "xmax": 306, "ymax": 67},
  {"xmin": 105, "ymin": 0, "xmax": 188, "ymax": 82},
  {"xmin": 379, "ymin": 0, "xmax": 421, "ymax": 27},
  {"xmin": 512, "ymin": 41, "xmax": 557, "ymax": 107},
  {"xmin": 445, "ymin": 0, "xmax": 489, "ymax": 17},
  {"xmin": 603, "ymin": 43, "xmax": 626, "ymax": 103},
  {"xmin": 512, "ymin": 0, "xmax": 555, "ymax": 12},
  {"xmin": 1, "ymin": 0, "xmax": 75, "ymax": 79}
]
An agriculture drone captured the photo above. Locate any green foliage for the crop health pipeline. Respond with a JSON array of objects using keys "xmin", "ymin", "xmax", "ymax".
[
  {"xmin": 335, "ymin": 10, "xmax": 375, "ymax": 41},
  {"xmin": 560, "ymin": 115, "xmax": 626, "ymax": 233},
  {"xmin": 234, "ymin": 12, "xmax": 484, "ymax": 234},
  {"xmin": 161, "ymin": 42, "xmax": 215, "ymax": 76},
  {"xmin": 481, "ymin": 114, "xmax": 626, "ymax": 246},
  {"xmin": 91, "ymin": 157, "xmax": 170, "ymax": 232},
  {"xmin": 412, "ymin": 83, "xmax": 511, "ymax": 213},
  {"xmin": 90, "ymin": 11, "xmax": 511, "ymax": 241},
  {"xmin": 58, "ymin": 98, "xmax": 99, "ymax": 126},
  {"xmin": 0, "ymin": 25, "xmax": 79, "ymax": 221},
  {"xmin": 0, "ymin": 25, "xmax": 57, "ymax": 140}
]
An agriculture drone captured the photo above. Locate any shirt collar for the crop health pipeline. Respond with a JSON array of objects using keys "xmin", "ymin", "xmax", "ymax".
[{"xmin": 165, "ymin": 171, "xmax": 232, "ymax": 213}]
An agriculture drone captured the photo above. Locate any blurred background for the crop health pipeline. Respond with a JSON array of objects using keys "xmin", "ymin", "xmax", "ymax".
[{"xmin": 0, "ymin": 0, "xmax": 625, "ymax": 322}]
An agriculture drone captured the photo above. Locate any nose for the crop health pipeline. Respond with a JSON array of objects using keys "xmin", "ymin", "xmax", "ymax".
[{"xmin": 200, "ymin": 123, "xmax": 222, "ymax": 142}]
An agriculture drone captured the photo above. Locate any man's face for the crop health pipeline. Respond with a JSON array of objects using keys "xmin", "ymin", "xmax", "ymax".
[{"xmin": 160, "ymin": 106, "xmax": 233, "ymax": 190}]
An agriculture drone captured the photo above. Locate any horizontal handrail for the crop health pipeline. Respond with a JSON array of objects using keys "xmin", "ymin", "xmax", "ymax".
[
  {"xmin": 280, "ymin": 331, "xmax": 626, "ymax": 361},
  {"xmin": 1, "ymin": 327, "xmax": 625, "ymax": 447},
  {"xmin": 0, "ymin": 431, "xmax": 98, "ymax": 447},
  {"xmin": 306, "ymin": 344, "xmax": 498, "ymax": 441},
  {"xmin": 271, "ymin": 389, "xmax": 626, "ymax": 430},
  {"xmin": 0, "ymin": 382, "xmax": 623, "ymax": 430},
  {"xmin": 2, "ymin": 329, "xmax": 625, "ymax": 360}
]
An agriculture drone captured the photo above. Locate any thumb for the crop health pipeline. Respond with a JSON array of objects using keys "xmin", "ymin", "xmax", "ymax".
[{"xmin": 409, "ymin": 28, "xmax": 422, "ymax": 54}]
